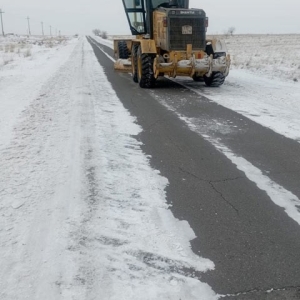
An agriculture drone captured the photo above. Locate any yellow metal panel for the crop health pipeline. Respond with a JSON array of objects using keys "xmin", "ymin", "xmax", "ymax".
[
  {"xmin": 186, "ymin": 44, "xmax": 192, "ymax": 59},
  {"xmin": 139, "ymin": 39, "xmax": 157, "ymax": 54},
  {"xmin": 153, "ymin": 11, "xmax": 168, "ymax": 50},
  {"xmin": 113, "ymin": 40, "xmax": 119, "ymax": 59}
]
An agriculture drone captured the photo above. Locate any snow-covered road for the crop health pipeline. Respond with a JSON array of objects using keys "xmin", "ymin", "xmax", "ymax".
[
  {"xmin": 93, "ymin": 36, "xmax": 300, "ymax": 227},
  {"xmin": 1, "ymin": 34, "xmax": 300, "ymax": 299},
  {"xmin": 89, "ymin": 36, "xmax": 300, "ymax": 298},
  {"xmin": 0, "ymin": 38, "xmax": 217, "ymax": 299},
  {"xmin": 94, "ymin": 35, "xmax": 300, "ymax": 144}
]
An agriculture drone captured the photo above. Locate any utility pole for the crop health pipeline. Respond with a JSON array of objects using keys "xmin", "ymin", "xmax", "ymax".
[
  {"xmin": 27, "ymin": 16, "xmax": 31, "ymax": 35},
  {"xmin": 50, "ymin": 25, "xmax": 52, "ymax": 36},
  {"xmin": 41, "ymin": 22, "xmax": 44, "ymax": 36},
  {"xmin": 0, "ymin": 8, "xmax": 5, "ymax": 36}
]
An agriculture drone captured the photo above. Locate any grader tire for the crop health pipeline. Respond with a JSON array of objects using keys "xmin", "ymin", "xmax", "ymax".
[
  {"xmin": 137, "ymin": 46, "xmax": 156, "ymax": 88},
  {"xmin": 132, "ymin": 44, "xmax": 139, "ymax": 83},
  {"xmin": 118, "ymin": 41, "xmax": 129, "ymax": 59},
  {"xmin": 192, "ymin": 74, "xmax": 204, "ymax": 82},
  {"xmin": 204, "ymin": 71, "xmax": 225, "ymax": 87}
]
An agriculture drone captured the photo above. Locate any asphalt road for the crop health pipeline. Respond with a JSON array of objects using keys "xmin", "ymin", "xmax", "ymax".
[{"xmin": 87, "ymin": 37, "xmax": 300, "ymax": 299}]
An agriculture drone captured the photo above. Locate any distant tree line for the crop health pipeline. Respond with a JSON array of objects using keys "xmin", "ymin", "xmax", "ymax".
[
  {"xmin": 92, "ymin": 29, "xmax": 108, "ymax": 39},
  {"xmin": 222, "ymin": 27, "xmax": 236, "ymax": 37},
  {"xmin": 227, "ymin": 27, "xmax": 236, "ymax": 36}
]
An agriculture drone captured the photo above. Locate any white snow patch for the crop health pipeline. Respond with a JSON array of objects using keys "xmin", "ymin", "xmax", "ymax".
[
  {"xmin": 92, "ymin": 35, "xmax": 114, "ymax": 49},
  {"xmin": 175, "ymin": 69, "xmax": 300, "ymax": 143},
  {"xmin": 0, "ymin": 35, "xmax": 78, "ymax": 148},
  {"xmin": 88, "ymin": 37, "xmax": 115, "ymax": 62}
]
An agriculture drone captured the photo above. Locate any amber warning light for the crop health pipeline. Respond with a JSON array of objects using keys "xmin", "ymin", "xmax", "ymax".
[
  {"xmin": 205, "ymin": 17, "xmax": 209, "ymax": 28},
  {"xmin": 163, "ymin": 17, "xmax": 168, "ymax": 27}
]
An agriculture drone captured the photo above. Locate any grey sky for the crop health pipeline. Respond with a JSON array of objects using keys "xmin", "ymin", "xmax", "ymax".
[{"xmin": 1, "ymin": 0, "xmax": 300, "ymax": 36}]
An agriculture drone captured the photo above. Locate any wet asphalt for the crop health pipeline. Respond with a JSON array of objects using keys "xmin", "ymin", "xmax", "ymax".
[{"xmin": 87, "ymin": 37, "xmax": 300, "ymax": 299}]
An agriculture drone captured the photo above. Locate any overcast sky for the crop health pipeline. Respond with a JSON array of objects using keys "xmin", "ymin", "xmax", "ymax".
[{"xmin": 1, "ymin": 0, "xmax": 300, "ymax": 36}]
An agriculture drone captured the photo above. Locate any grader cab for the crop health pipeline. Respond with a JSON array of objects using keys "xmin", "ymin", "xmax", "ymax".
[{"xmin": 114, "ymin": 0, "xmax": 230, "ymax": 88}]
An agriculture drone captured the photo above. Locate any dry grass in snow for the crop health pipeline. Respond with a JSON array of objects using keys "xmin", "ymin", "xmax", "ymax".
[
  {"xmin": 0, "ymin": 35, "xmax": 70, "ymax": 67},
  {"xmin": 209, "ymin": 34, "xmax": 300, "ymax": 83}
]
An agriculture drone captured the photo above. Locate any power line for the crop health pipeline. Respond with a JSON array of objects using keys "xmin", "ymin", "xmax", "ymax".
[
  {"xmin": 26, "ymin": 16, "xmax": 31, "ymax": 35},
  {"xmin": 0, "ymin": 8, "xmax": 5, "ymax": 36},
  {"xmin": 0, "ymin": 10, "xmax": 63, "ymax": 36}
]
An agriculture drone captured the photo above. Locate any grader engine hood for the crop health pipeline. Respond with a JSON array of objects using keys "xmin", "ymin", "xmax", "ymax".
[{"xmin": 154, "ymin": 8, "xmax": 207, "ymax": 51}]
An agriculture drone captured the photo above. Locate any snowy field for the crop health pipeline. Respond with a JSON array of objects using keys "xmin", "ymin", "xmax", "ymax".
[
  {"xmin": 0, "ymin": 35, "xmax": 70, "ymax": 67},
  {"xmin": 1, "ymin": 34, "xmax": 300, "ymax": 299},
  {"xmin": 218, "ymin": 34, "xmax": 300, "ymax": 83}
]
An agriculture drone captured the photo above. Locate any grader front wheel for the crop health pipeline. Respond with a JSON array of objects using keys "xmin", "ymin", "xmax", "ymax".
[
  {"xmin": 204, "ymin": 71, "xmax": 225, "ymax": 87},
  {"xmin": 192, "ymin": 74, "xmax": 204, "ymax": 82},
  {"xmin": 137, "ymin": 46, "xmax": 156, "ymax": 88},
  {"xmin": 131, "ymin": 44, "xmax": 139, "ymax": 83}
]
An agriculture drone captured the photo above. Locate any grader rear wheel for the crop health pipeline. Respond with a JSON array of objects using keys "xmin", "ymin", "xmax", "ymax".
[{"xmin": 118, "ymin": 41, "xmax": 129, "ymax": 59}]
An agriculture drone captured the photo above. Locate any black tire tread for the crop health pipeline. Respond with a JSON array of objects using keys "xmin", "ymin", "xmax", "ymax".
[
  {"xmin": 132, "ymin": 44, "xmax": 139, "ymax": 83},
  {"xmin": 118, "ymin": 41, "xmax": 129, "ymax": 59},
  {"xmin": 204, "ymin": 71, "xmax": 225, "ymax": 87},
  {"xmin": 192, "ymin": 74, "xmax": 204, "ymax": 82},
  {"xmin": 138, "ymin": 52, "xmax": 155, "ymax": 88}
]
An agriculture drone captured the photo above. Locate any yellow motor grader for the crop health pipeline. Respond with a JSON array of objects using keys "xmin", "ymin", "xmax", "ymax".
[{"xmin": 114, "ymin": 0, "xmax": 230, "ymax": 88}]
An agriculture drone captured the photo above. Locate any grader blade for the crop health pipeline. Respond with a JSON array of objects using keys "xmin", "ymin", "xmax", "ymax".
[{"xmin": 114, "ymin": 59, "xmax": 132, "ymax": 73}]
